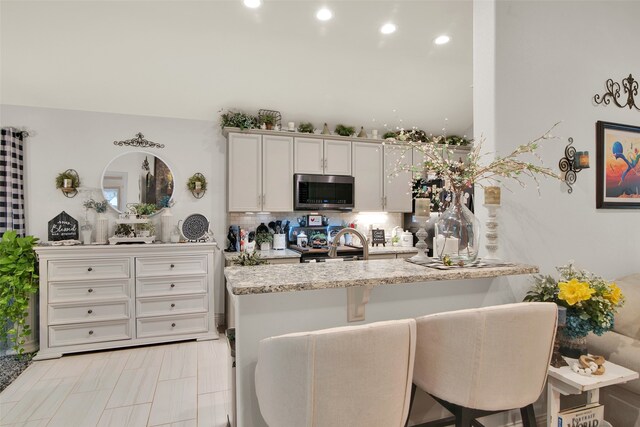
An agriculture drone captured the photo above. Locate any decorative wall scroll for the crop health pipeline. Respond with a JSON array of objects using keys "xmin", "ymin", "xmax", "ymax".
[
  {"xmin": 113, "ymin": 132, "xmax": 165, "ymax": 149},
  {"xmin": 593, "ymin": 74, "xmax": 639, "ymax": 112}
]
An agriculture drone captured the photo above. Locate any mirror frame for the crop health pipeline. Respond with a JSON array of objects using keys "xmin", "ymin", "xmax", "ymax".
[{"xmin": 100, "ymin": 150, "xmax": 175, "ymax": 216}]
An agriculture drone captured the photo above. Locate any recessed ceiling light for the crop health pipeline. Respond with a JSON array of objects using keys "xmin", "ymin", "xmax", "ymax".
[
  {"xmin": 434, "ymin": 35, "xmax": 450, "ymax": 45},
  {"xmin": 380, "ymin": 23, "xmax": 396, "ymax": 35},
  {"xmin": 316, "ymin": 8, "xmax": 333, "ymax": 21},
  {"xmin": 243, "ymin": 0, "xmax": 262, "ymax": 9}
]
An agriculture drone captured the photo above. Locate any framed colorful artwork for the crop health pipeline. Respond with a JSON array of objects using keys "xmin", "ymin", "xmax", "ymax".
[{"xmin": 596, "ymin": 121, "xmax": 640, "ymax": 208}]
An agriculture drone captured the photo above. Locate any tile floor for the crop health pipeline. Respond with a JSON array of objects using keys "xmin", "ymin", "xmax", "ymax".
[{"xmin": 0, "ymin": 340, "xmax": 230, "ymax": 427}]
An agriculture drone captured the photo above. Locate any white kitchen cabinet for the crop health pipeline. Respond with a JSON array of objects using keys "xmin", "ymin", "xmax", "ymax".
[
  {"xmin": 262, "ymin": 135, "xmax": 294, "ymax": 211},
  {"xmin": 228, "ymin": 133, "xmax": 293, "ymax": 212},
  {"xmin": 323, "ymin": 139, "xmax": 351, "ymax": 175},
  {"xmin": 384, "ymin": 145, "xmax": 413, "ymax": 212},
  {"xmin": 228, "ymin": 133, "xmax": 262, "ymax": 211},
  {"xmin": 34, "ymin": 243, "xmax": 217, "ymax": 360},
  {"xmin": 294, "ymin": 138, "xmax": 351, "ymax": 175},
  {"xmin": 352, "ymin": 141, "xmax": 383, "ymax": 211}
]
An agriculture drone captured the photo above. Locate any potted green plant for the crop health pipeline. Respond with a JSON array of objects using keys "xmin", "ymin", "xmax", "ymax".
[
  {"xmin": 129, "ymin": 203, "xmax": 157, "ymax": 217},
  {"xmin": 262, "ymin": 114, "xmax": 276, "ymax": 130},
  {"xmin": 83, "ymin": 198, "xmax": 108, "ymax": 214},
  {"xmin": 298, "ymin": 122, "xmax": 315, "ymax": 133},
  {"xmin": 137, "ymin": 222, "xmax": 155, "ymax": 238},
  {"xmin": 0, "ymin": 231, "xmax": 39, "ymax": 356},
  {"xmin": 55, "ymin": 171, "xmax": 80, "ymax": 192},
  {"xmin": 255, "ymin": 231, "xmax": 273, "ymax": 251},
  {"xmin": 220, "ymin": 110, "xmax": 259, "ymax": 130},
  {"xmin": 334, "ymin": 124, "xmax": 355, "ymax": 137}
]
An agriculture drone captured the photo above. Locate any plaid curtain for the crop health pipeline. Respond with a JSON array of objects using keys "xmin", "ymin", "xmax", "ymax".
[{"xmin": 0, "ymin": 128, "xmax": 26, "ymax": 236}]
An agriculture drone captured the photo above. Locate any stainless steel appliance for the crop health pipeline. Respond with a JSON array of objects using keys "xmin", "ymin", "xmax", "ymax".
[
  {"xmin": 294, "ymin": 174, "xmax": 354, "ymax": 211},
  {"xmin": 288, "ymin": 225, "xmax": 364, "ymax": 262}
]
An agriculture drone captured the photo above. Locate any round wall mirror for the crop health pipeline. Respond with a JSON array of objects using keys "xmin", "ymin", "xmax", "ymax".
[{"xmin": 101, "ymin": 151, "xmax": 174, "ymax": 214}]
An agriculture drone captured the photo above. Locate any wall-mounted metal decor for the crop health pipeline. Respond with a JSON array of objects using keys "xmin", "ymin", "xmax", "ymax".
[
  {"xmin": 55, "ymin": 169, "xmax": 80, "ymax": 198},
  {"xmin": 596, "ymin": 121, "xmax": 640, "ymax": 209},
  {"xmin": 593, "ymin": 74, "xmax": 640, "ymax": 111},
  {"xmin": 113, "ymin": 132, "xmax": 165, "ymax": 149},
  {"xmin": 558, "ymin": 137, "xmax": 589, "ymax": 194},
  {"xmin": 187, "ymin": 172, "xmax": 207, "ymax": 199}
]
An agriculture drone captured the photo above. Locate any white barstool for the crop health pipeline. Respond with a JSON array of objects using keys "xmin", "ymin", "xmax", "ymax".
[
  {"xmin": 408, "ymin": 302, "xmax": 557, "ymax": 427},
  {"xmin": 255, "ymin": 319, "xmax": 417, "ymax": 427}
]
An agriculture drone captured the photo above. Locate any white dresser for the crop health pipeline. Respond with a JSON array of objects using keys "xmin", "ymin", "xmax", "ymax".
[{"xmin": 34, "ymin": 243, "xmax": 218, "ymax": 359}]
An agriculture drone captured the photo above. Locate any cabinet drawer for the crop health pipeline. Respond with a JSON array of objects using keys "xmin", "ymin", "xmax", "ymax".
[
  {"xmin": 49, "ymin": 280, "xmax": 130, "ymax": 303},
  {"xmin": 49, "ymin": 301, "xmax": 129, "ymax": 325},
  {"xmin": 136, "ymin": 294, "xmax": 208, "ymax": 318},
  {"xmin": 48, "ymin": 258, "xmax": 130, "ymax": 281},
  {"xmin": 49, "ymin": 320, "xmax": 131, "ymax": 347},
  {"xmin": 137, "ymin": 276, "xmax": 208, "ymax": 297},
  {"xmin": 136, "ymin": 256, "xmax": 208, "ymax": 278},
  {"xmin": 136, "ymin": 313, "xmax": 208, "ymax": 339}
]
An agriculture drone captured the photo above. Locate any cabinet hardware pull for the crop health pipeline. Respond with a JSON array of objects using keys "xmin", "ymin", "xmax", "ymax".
[
  {"xmin": 87, "ymin": 267, "xmax": 93, "ymax": 272},
  {"xmin": 88, "ymin": 310, "xmax": 93, "ymax": 314},
  {"xmin": 170, "ymin": 303, "xmax": 175, "ymax": 308},
  {"xmin": 170, "ymin": 264, "xmax": 175, "ymax": 268},
  {"xmin": 170, "ymin": 283, "xmax": 175, "ymax": 288},
  {"xmin": 88, "ymin": 330, "xmax": 94, "ymax": 335},
  {"xmin": 171, "ymin": 323, "xmax": 176, "ymax": 327},
  {"xmin": 88, "ymin": 288, "xmax": 93, "ymax": 293}
]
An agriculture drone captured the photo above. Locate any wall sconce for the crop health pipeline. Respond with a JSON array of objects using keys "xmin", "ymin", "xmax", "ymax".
[
  {"xmin": 187, "ymin": 172, "xmax": 207, "ymax": 199},
  {"xmin": 558, "ymin": 137, "xmax": 589, "ymax": 194},
  {"xmin": 55, "ymin": 169, "xmax": 80, "ymax": 198}
]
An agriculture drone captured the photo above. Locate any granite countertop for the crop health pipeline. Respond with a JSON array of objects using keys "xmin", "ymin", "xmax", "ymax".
[
  {"xmin": 225, "ymin": 259, "xmax": 538, "ymax": 295},
  {"xmin": 368, "ymin": 245, "xmax": 418, "ymax": 255},
  {"xmin": 223, "ymin": 248, "xmax": 301, "ymax": 261}
]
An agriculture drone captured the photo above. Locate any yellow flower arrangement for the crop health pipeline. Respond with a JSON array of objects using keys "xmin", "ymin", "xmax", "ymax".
[
  {"xmin": 524, "ymin": 263, "xmax": 625, "ymax": 338},
  {"xmin": 558, "ymin": 278, "xmax": 595, "ymax": 306}
]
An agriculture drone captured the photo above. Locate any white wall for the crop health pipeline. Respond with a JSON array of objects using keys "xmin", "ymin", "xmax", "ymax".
[
  {"xmin": 0, "ymin": 104, "xmax": 227, "ymax": 313},
  {"xmin": 487, "ymin": 0, "xmax": 640, "ymax": 292}
]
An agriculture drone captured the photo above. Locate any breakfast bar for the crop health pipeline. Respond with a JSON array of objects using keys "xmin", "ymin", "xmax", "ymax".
[{"xmin": 225, "ymin": 259, "xmax": 538, "ymax": 427}]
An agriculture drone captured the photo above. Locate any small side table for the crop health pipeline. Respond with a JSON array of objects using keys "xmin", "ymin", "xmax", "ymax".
[{"xmin": 547, "ymin": 356, "xmax": 639, "ymax": 427}]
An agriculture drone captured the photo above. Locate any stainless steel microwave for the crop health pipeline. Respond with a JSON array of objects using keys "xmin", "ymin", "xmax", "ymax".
[{"xmin": 294, "ymin": 174, "xmax": 354, "ymax": 211}]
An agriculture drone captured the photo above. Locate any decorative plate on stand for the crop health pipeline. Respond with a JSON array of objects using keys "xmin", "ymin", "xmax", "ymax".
[{"xmin": 180, "ymin": 214, "xmax": 209, "ymax": 241}]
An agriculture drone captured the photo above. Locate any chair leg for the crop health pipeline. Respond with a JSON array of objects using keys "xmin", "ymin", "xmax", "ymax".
[
  {"xmin": 456, "ymin": 408, "xmax": 474, "ymax": 427},
  {"xmin": 520, "ymin": 404, "xmax": 536, "ymax": 427},
  {"xmin": 405, "ymin": 383, "xmax": 417, "ymax": 427}
]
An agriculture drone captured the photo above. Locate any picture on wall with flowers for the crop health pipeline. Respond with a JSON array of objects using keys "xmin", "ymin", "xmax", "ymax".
[
  {"xmin": 596, "ymin": 120, "xmax": 640, "ymax": 208},
  {"xmin": 524, "ymin": 263, "xmax": 625, "ymax": 358}
]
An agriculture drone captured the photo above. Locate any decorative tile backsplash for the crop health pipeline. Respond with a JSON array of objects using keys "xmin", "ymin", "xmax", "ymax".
[{"xmin": 227, "ymin": 211, "xmax": 404, "ymax": 239}]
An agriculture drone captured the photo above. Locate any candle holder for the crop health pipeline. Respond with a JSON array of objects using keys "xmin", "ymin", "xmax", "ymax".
[
  {"xmin": 483, "ymin": 186, "xmax": 501, "ymax": 260},
  {"xmin": 187, "ymin": 172, "xmax": 207, "ymax": 199},
  {"xmin": 410, "ymin": 199, "xmax": 431, "ymax": 261},
  {"xmin": 559, "ymin": 137, "xmax": 589, "ymax": 194}
]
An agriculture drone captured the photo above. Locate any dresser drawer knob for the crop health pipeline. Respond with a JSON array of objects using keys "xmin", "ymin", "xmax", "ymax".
[
  {"xmin": 88, "ymin": 330, "xmax": 94, "ymax": 335},
  {"xmin": 87, "ymin": 309, "xmax": 93, "ymax": 314},
  {"xmin": 170, "ymin": 283, "xmax": 175, "ymax": 288},
  {"xmin": 88, "ymin": 288, "xmax": 94, "ymax": 293},
  {"xmin": 170, "ymin": 303, "xmax": 175, "ymax": 308},
  {"xmin": 171, "ymin": 323, "xmax": 176, "ymax": 327},
  {"xmin": 170, "ymin": 264, "xmax": 175, "ymax": 268},
  {"xmin": 87, "ymin": 267, "xmax": 93, "ymax": 272}
]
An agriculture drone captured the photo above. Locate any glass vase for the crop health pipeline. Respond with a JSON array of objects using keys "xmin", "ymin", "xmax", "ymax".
[
  {"xmin": 434, "ymin": 190, "xmax": 480, "ymax": 265},
  {"xmin": 558, "ymin": 329, "xmax": 588, "ymax": 358}
]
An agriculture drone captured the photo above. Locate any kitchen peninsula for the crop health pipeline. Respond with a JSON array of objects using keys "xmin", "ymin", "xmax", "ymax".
[{"xmin": 225, "ymin": 259, "xmax": 537, "ymax": 427}]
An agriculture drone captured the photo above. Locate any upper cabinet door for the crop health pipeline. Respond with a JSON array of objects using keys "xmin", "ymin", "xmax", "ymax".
[
  {"xmin": 294, "ymin": 137, "xmax": 324, "ymax": 174},
  {"xmin": 352, "ymin": 142, "xmax": 383, "ymax": 212},
  {"xmin": 262, "ymin": 135, "xmax": 294, "ymax": 212},
  {"xmin": 384, "ymin": 145, "xmax": 413, "ymax": 212},
  {"xmin": 228, "ymin": 133, "xmax": 262, "ymax": 212},
  {"xmin": 324, "ymin": 139, "xmax": 352, "ymax": 175}
]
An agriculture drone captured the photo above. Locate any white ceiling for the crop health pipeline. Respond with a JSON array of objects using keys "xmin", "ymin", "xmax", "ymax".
[{"xmin": 0, "ymin": 0, "xmax": 473, "ymax": 135}]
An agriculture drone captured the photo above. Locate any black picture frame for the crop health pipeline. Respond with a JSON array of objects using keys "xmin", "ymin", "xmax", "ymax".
[{"xmin": 596, "ymin": 121, "xmax": 640, "ymax": 209}]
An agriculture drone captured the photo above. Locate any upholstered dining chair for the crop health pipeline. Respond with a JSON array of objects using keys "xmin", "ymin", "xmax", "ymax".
[
  {"xmin": 255, "ymin": 319, "xmax": 417, "ymax": 427},
  {"xmin": 407, "ymin": 302, "xmax": 557, "ymax": 427}
]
